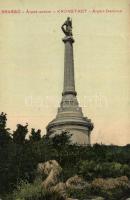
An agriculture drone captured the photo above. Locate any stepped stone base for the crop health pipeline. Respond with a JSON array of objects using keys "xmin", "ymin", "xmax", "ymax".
[{"xmin": 46, "ymin": 94, "xmax": 93, "ymax": 145}]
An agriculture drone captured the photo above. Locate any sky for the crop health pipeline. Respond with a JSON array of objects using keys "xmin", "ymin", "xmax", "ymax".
[{"xmin": 0, "ymin": 0, "xmax": 130, "ymax": 145}]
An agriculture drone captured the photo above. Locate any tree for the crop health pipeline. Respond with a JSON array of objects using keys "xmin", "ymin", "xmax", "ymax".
[
  {"xmin": 29, "ymin": 128, "xmax": 41, "ymax": 142},
  {"xmin": 0, "ymin": 112, "xmax": 12, "ymax": 195},
  {"xmin": 0, "ymin": 112, "xmax": 11, "ymax": 145},
  {"xmin": 13, "ymin": 123, "xmax": 28, "ymax": 144}
]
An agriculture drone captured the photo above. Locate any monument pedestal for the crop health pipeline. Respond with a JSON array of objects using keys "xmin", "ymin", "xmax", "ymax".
[{"xmin": 46, "ymin": 93, "xmax": 93, "ymax": 145}]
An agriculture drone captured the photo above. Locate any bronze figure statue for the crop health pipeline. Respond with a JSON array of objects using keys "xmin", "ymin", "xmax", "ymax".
[{"xmin": 61, "ymin": 17, "xmax": 73, "ymax": 36}]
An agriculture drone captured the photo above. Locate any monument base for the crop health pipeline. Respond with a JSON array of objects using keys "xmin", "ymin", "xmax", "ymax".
[
  {"xmin": 46, "ymin": 109, "xmax": 93, "ymax": 145},
  {"xmin": 47, "ymin": 124, "xmax": 90, "ymax": 145}
]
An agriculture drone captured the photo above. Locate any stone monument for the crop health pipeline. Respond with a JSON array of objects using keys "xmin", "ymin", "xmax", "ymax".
[{"xmin": 46, "ymin": 17, "xmax": 93, "ymax": 145}]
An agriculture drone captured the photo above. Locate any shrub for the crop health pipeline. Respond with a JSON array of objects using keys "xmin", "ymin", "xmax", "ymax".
[
  {"xmin": 78, "ymin": 160, "xmax": 130, "ymax": 180},
  {"xmin": 67, "ymin": 186, "xmax": 91, "ymax": 200},
  {"xmin": 12, "ymin": 179, "xmax": 65, "ymax": 200}
]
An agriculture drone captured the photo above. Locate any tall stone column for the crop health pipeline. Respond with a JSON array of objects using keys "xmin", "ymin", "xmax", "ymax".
[
  {"xmin": 62, "ymin": 36, "xmax": 76, "ymax": 96},
  {"xmin": 59, "ymin": 35, "xmax": 80, "ymax": 117}
]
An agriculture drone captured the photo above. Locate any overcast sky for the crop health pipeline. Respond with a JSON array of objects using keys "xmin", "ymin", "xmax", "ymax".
[{"xmin": 0, "ymin": 0, "xmax": 130, "ymax": 145}]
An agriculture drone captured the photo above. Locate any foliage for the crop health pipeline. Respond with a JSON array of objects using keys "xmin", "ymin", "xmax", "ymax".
[
  {"xmin": 29, "ymin": 129, "xmax": 41, "ymax": 142},
  {"xmin": 0, "ymin": 112, "xmax": 130, "ymax": 199},
  {"xmin": 13, "ymin": 124, "xmax": 28, "ymax": 144},
  {"xmin": 12, "ymin": 179, "xmax": 65, "ymax": 200},
  {"xmin": 50, "ymin": 131, "xmax": 72, "ymax": 149},
  {"xmin": 91, "ymin": 176, "xmax": 130, "ymax": 200},
  {"xmin": 67, "ymin": 186, "xmax": 92, "ymax": 200},
  {"xmin": 78, "ymin": 160, "xmax": 130, "ymax": 180},
  {"xmin": 67, "ymin": 176, "xmax": 130, "ymax": 200},
  {"xmin": 0, "ymin": 112, "xmax": 12, "ymax": 146}
]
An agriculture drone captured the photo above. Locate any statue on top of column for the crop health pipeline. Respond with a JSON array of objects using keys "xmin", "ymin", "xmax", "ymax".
[{"xmin": 61, "ymin": 17, "xmax": 73, "ymax": 36}]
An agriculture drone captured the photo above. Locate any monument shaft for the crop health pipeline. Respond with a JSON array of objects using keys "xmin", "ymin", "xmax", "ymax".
[{"xmin": 63, "ymin": 37, "xmax": 76, "ymax": 96}]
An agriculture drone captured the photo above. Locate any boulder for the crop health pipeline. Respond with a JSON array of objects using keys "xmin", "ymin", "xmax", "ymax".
[
  {"xmin": 91, "ymin": 176, "xmax": 129, "ymax": 190},
  {"xmin": 66, "ymin": 175, "xmax": 89, "ymax": 189}
]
